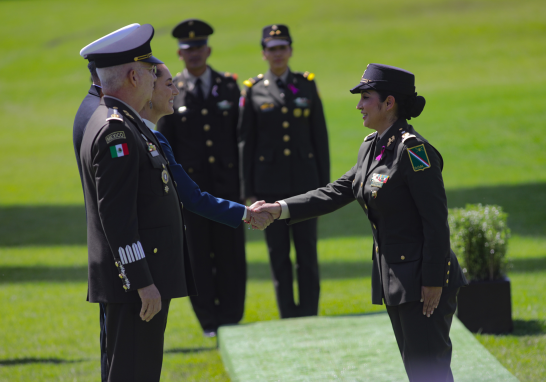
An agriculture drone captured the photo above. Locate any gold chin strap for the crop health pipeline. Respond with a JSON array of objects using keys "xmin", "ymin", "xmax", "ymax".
[{"xmin": 134, "ymin": 52, "xmax": 152, "ymax": 62}]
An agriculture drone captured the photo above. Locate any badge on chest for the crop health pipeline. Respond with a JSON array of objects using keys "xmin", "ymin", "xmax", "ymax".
[{"xmin": 370, "ymin": 173, "xmax": 390, "ymax": 188}]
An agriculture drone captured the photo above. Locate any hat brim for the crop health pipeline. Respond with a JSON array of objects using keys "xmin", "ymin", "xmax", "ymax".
[
  {"xmin": 141, "ymin": 55, "xmax": 163, "ymax": 65},
  {"xmin": 350, "ymin": 82, "xmax": 375, "ymax": 94},
  {"xmin": 264, "ymin": 39, "xmax": 290, "ymax": 48},
  {"xmin": 178, "ymin": 39, "xmax": 208, "ymax": 49}
]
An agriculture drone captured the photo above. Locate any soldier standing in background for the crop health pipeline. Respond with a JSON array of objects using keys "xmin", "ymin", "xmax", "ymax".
[
  {"xmin": 157, "ymin": 19, "xmax": 245, "ymax": 337},
  {"xmin": 238, "ymin": 24, "xmax": 330, "ymax": 318}
]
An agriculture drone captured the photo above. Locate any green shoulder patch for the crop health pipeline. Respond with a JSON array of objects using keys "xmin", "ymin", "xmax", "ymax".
[{"xmin": 407, "ymin": 144, "xmax": 431, "ymax": 172}]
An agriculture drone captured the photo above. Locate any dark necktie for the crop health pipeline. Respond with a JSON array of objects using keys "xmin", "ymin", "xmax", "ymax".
[
  {"xmin": 276, "ymin": 78, "xmax": 285, "ymax": 99},
  {"xmin": 195, "ymin": 78, "xmax": 204, "ymax": 102}
]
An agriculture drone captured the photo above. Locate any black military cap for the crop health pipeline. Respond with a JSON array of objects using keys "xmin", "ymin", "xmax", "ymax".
[
  {"xmin": 81, "ymin": 24, "xmax": 163, "ymax": 69},
  {"xmin": 172, "ymin": 19, "xmax": 214, "ymax": 49},
  {"xmin": 262, "ymin": 24, "xmax": 292, "ymax": 48},
  {"xmin": 350, "ymin": 64, "xmax": 416, "ymax": 96}
]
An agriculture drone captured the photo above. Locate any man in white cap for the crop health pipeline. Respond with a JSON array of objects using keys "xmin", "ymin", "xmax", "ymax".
[
  {"xmin": 78, "ymin": 24, "xmax": 195, "ymax": 381},
  {"xmin": 74, "ymin": 23, "xmax": 140, "ymax": 191}
]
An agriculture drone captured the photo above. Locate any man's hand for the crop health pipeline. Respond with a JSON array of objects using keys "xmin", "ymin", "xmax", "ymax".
[
  {"xmin": 254, "ymin": 202, "xmax": 282, "ymax": 220},
  {"xmin": 246, "ymin": 201, "xmax": 274, "ymax": 230},
  {"xmin": 138, "ymin": 284, "xmax": 162, "ymax": 322},
  {"xmin": 421, "ymin": 286, "xmax": 442, "ymax": 317}
]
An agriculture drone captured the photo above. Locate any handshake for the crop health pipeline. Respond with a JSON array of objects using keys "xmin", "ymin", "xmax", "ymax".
[{"xmin": 245, "ymin": 200, "xmax": 283, "ymax": 230}]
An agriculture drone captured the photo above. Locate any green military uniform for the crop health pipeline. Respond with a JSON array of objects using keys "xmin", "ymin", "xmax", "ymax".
[{"xmin": 238, "ymin": 62, "xmax": 330, "ymax": 317}]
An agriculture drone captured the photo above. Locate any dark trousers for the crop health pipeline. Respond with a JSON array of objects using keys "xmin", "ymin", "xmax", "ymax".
[
  {"xmin": 386, "ymin": 288, "xmax": 459, "ymax": 382},
  {"xmin": 260, "ymin": 196, "xmax": 320, "ymax": 318},
  {"xmin": 184, "ymin": 209, "xmax": 246, "ymax": 331},
  {"xmin": 99, "ymin": 299, "xmax": 171, "ymax": 382}
]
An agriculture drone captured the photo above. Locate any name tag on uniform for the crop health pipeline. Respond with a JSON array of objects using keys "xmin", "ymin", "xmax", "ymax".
[{"xmin": 370, "ymin": 173, "xmax": 389, "ymax": 188}]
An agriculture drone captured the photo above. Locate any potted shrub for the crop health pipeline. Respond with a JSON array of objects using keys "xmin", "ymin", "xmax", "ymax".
[{"xmin": 448, "ymin": 204, "xmax": 512, "ymax": 334}]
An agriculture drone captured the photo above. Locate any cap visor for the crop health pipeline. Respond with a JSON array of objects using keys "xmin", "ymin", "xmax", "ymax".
[
  {"xmin": 178, "ymin": 39, "xmax": 207, "ymax": 49},
  {"xmin": 350, "ymin": 82, "xmax": 374, "ymax": 94},
  {"xmin": 141, "ymin": 55, "xmax": 164, "ymax": 65},
  {"xmin": 265, "ymin": 39, "xmax": 290, "ymax": 48}
]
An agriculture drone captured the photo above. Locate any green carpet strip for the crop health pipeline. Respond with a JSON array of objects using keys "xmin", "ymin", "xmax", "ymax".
[{"xmin": 219, "ymin": 313, "xmax": 518, "ymax": 382}]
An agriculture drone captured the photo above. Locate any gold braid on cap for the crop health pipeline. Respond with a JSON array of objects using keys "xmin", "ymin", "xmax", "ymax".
[{"xmin": 134, "ymin": 52, "xmax": 152, "ymax": 62}]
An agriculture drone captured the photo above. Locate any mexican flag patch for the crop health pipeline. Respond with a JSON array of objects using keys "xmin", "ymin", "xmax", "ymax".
[
  {"xmin": 407, "ymin": 144, "xmax": 430, "ymax": 172},
  {"xmin": 110, "ymin": 143, "xmax": 129, "ymax": 158}
]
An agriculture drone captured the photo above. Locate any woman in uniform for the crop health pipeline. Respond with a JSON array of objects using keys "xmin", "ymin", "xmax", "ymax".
[
  {"xmin": 255, "ymin": 63, "xmax": 467, "ymax": 382},
  {"xmin": 238, "ymin": 24, "xmax": 330, "ymax": 319}
]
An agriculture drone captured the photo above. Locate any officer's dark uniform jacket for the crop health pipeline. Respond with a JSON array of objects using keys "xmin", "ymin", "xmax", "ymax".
[
  {"xmin": 284, "ymin": 118, "xmax": 467, "ymax": 306},
  {"xmin": 73, "ymin": 84, "xmax": 101, "ymax": 188},
  {"xmin": 80, "ymin": 96, "xmax": 197, "ymax": 303},
  {"xmin": 238, "ymin": 70, "xmax": 330, "ymax": 198},
  {"xmin": 157, "ymin": 67, "xmax": 240, "ymax": 199}
]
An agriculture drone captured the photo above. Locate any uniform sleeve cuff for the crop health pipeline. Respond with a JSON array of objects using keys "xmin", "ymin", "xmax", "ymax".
[
  {"xmin": 277, "ymin": 200, "xmax": 290, "ymax": 220},
  {"xmin": 242, "ymin": 206, "xmax": 249, "ymax": 221},
  {"xmin": 422, "ymin": 262, "xmax": 447, "ymax": 287}
]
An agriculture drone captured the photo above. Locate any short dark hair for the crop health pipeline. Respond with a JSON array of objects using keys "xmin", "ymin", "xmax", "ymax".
[
  {"xmin": 376, "ymin": 90, "xmax": 426, "ymax": 120},
  {"xmin": 87, "ymin": 61, "xmax": 100, "ymax": 85}
]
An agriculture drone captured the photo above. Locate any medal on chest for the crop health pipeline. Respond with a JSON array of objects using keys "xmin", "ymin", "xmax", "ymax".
[{"xmin": 370, "ymin": 173, "xmax": 390, "ymax": 188}]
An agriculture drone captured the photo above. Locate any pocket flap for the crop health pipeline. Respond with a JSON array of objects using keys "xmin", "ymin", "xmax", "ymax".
[{"xmin": 382, "ymin": 242, "xmax": 422, "ymax": 264}]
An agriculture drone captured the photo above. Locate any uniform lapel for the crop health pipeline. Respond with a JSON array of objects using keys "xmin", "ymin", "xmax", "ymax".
[
  {"xmin": 208, "ymin": 67, "xmax": 221, "ymax": 100},
  {"xmin": 366, "ymin": 134, "xmax": 389, "ymax": 177},
  {"xmin": 359, "ymin": 133, "xmax": 377, "ymax": 180},
  {"xmin": 365, "ymin": 119, "xmax": 407, "ymax": 177},
  {"xmin": 264, "ymin": 70, "xmax": 285, "ymax": 105},
  {"xmin": 283, "ymin": 71, "xmax": 296, "ymax": 104}
]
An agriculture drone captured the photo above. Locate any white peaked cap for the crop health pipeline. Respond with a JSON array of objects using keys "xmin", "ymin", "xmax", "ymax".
[{"xmin": 80, "ymin": 23, "xmax": 140, "ymax": 58}]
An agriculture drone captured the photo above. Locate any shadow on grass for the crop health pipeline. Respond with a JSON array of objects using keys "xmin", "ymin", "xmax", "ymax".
[
  {"xmin": 0, "ymin": 357, "xmax": 85, "ymax": 366},
  {"xmin": 511, "ymin": 319, "xmax": 546, "ymax": 336},
  {"xmin": 165, "ymin": 347, "xmax": 216, "ymax": 354},
  {"xmin": 2, "ymin": 256, "xmax": 546, "ymax": 283},
  {"xmin": 1, "ymin": 183, "xmax": 544, "ymax": 246}
]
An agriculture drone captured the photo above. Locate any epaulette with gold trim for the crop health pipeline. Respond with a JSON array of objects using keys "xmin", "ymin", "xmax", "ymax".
[
  {"xmin": 243, "ymin": 74, "xmax": 264, "ymax": 88},
  {"xmin": 222, "ymin": 71, "xmax": 239, "ymax": 81},
  {"xmin": 364, "ymin": 132, "xmax": 377, "ymax": 142},
  {"xmin": 294, "ymin": 71, "xmax": 316, "ymax": 81},
  {"xmin": 401, "ymin": 132, "xmax": 417, "ymax": 143},
  {"xmin": 106, "ymin": 107, "xmax": 123, "ymax": 122}
]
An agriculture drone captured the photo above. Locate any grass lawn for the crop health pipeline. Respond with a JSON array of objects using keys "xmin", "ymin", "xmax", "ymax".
[{"xmin": 1, "ymin": 0, "xmax": 546, "ymax": 380}]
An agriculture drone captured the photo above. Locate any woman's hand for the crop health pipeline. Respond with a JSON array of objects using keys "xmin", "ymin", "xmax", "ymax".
[{"xmin": 421, "ymin": 286, "xmax": 442, "ymax": 317}]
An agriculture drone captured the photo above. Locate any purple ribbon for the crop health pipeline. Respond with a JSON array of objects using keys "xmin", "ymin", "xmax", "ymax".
[
  {"xmin": 376, "ymin": 146, "xmax": 385, "ymax": 161},
  {"xmin": 287, "ymin": 83, "xmax": 299, "ymax": 95},
  {"xmin": 212, "ymin": 85, "xmax": 219, "ymax": 97}
]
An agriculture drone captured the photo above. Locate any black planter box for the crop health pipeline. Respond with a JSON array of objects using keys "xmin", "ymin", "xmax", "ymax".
[{"xmin": 457, "ymin": 276, "xmax": 513, "ymax": 334}]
